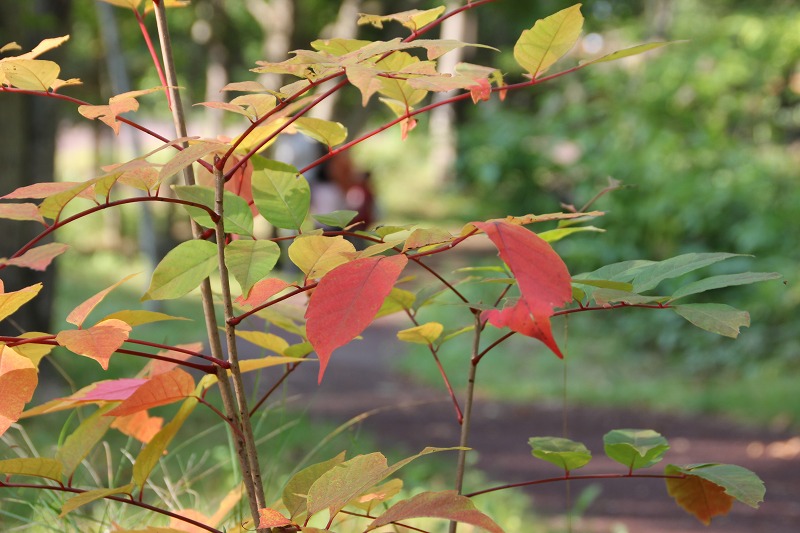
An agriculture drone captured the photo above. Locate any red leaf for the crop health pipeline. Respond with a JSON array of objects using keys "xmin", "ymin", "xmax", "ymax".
[
  {"xmin": 472, "ymin": 220, "xmax": 571, "ymax": 358},
  {"xmin": 306, "ymin": 255, "xmax": 407, "ymax": 382},
  {"xmin": 55, "ymin": 319, "xmax": 132, "ymax": 370},
  {"xmin": 106, "ymin": 368, "xmax": 195, "ymax": 417},
  {"xmin": 666, "ymin": 473, "xmax": 733, "ymax": 525}
]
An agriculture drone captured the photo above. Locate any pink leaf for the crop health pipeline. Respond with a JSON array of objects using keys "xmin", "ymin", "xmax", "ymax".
[
  {"xmin": 472, "ymin": 220, "xmax": 571, "ymax": 358},
  {"xmin": 0, "ymin": 203, "xmax": 46, "ymax": 224},
  {"xmin": 306, "ymin": 255, "xmax": 407, "ymax": 382},
  {"xmin": 1, "ymin": 243, "xmax": 69, "ymax": 271},
  {"xmin": 77, "ymin": 378, "xmax": 147, "ymax": 401}
]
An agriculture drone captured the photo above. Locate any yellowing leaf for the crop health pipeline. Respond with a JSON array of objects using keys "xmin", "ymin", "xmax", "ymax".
[
  {"xmin": 0, "ymin": 243, "xmax": 69, "ymax": 271},
  {"xmin": 78, "ymin": 87, "xmax": 163, "ymax": 135},
  {"xmin": 146, "ymin": 342, "xmax": 204, "ymax": 376},
  {"xmin": 10, "ymin": 331, "xmax": 56, "ymax": 367},
  {"xmin": 289, "ymin": 235, "xmax": 355, "ymax": 279},
  {"xmin": 292, "ymin": 117, "xmax": 348, "ymax": 148},
  {"xmin": 665, "ymin": 467, "xmax": 733, "ymax": 525},
  {"xmin": 0, "ymin": 457, "xmax": 62, "ymax": 483},
  {"xmin": 67, "ymin": 273, "xmax": 138, "ymax": 327},
  {"xmin": 366, "ymin": 490, "xmax": 503, "ymax": 533},
  {"xmin": 402, "ymin": 227, "xmax": 454, "ymax": 252},
  {"xmin": 0, "ymin": 282, "xmax": 42, "ymax": 322},
  {"xmin": 107, "ymin": 368, "xmax": 195, "ymax": 417},
  {"xmin": 60, "ymin": 483, "xmax": 135, "ymax": 517},
  {"xmin": 0, "ymin": 59, "xmax": 60, "ymax": 90},
  {"xmin": 357, "ymin": 7, "xmax": 446, "ymax": 32},
  {"xmin": 397, "ymin": 322, "xmax": 443, "ymax": 345},
  {"xmin": 0, "ymin": 347, "xmax": 38, "ymax": 437},
  {"xmin": 235, "ymin": 331, "xmax": 289, "ymax": 355},
  {"xmin": 99, "ymin": 0, "xmax": 142, "ymax": 9},
  {"xmin": 56, "ymin": 404, "xmax": 115, "ymax": 479},
  {"xmin": 514, "ymin": 4, "xmax": 584, "ymax": 78},
  {"xmin": 201, "ymin": 356, "xmax": 308, "ymax": 388},
  {"xmin": 56, "ymin": 319, "xmax": 132, "ymax": 370},
  {"xmin": 101, "ymin": 309, "xmax": 191, "ymax": 327}
]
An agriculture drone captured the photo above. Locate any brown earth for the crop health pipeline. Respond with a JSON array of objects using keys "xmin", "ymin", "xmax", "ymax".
[{"xmin": 277, "ymin": 314, "xmax": 800, "ymax": 533}]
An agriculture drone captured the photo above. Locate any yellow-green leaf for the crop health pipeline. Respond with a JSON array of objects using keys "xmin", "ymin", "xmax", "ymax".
[
  {"xmin": 397, "ymin": 322, "xmax": 443, "ymax": 345},
  {"xmin": 225, "ymin": 240, "xmax": 280, "ymax": 296},
  {"xmin": 514, "ymin": 4, "xmax": 583, "ymax": 78},
  {"xmin": 56, "ymin": 405, "xmax": 115, "ymax": 479},
  {"xmin": 143, "ymin": 240, "xmax": 218, "ymax": 301},
  {"xmin": 580, "ymin": 41, "xmax": 678, "ymax": 66},
  {"xmin": 235, "ymin": 330, "xmax": 289, "ymax": 355},
  {"xmin": 60, "ymin": 483, "xmax": 135, "ymax": 517},
  {"xmin": 0, "ymin": 457, "xmax": 62, "ymax": 483},
  {"xmin": 0, "ymin": 59, "xmax": 60, "ymax": 90},
  {"xmin": 0, "ymin": 282, "xmax": 42, "ymax": 322},
  {"xmin": 293, "ymin": 117, "xmax": 348, "ymax": 148},
  {"xmin": 101, "ymin": 310, "xmax": 190, "ymax": 327}
]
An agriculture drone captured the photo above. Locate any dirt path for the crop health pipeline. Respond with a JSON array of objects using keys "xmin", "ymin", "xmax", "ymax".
[{"xmin": 276, "ymin": 316, "xmax": 799, "ymax": 533}]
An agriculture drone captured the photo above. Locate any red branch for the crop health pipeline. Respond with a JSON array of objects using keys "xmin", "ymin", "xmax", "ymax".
[{"xmin": 466, "ymin": 472, "xmax": 687, "ymax": 498}]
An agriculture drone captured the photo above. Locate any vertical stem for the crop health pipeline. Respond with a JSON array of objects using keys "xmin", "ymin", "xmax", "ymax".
[
  {"xmin": 214, "ymin": 165, "xmax": 268, "ymax": 513},
  {"xmin": 449, "ymin": 313, "xmax": 482, "ymax": 533},
  {"xmin": 150, "ymin": 1, "xmax": 264, "ymax": 526}
]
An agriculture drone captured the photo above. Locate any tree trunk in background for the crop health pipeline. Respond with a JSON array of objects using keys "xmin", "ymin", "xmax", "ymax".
[
  {"xmin": 428, "ymin": 0, "xmax": 471, "ymax": 185},
  {"xmin": 246, "ymin": 0, "xmax": 295, "ymax": 91},
  {"xmin": 309, "ymin": 0, "xmax": 361, "ymax": 122},
  {"xmin": 0, "ymin": 0, "xmax": 70, "ymax": 335}
]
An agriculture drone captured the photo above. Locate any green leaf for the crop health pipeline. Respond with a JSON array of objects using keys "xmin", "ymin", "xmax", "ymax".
[
  {"xmin": 0, "ymin": 458, "xmax": 63, "ymax": 483},
  {"xmin": 60, "ymin": 483, "xmax": 135, "ymax": 517},
  {"xmin": 159, "ymin": 141, "xmax": 226, "ymax": 182},
  {"xmin": 173, "ymin": 185, "xmax": 253, "ymax": 236},
  {"xmin": 537, "ymin": 226, "xmax": 604, "ymax": 243},
  {"xmin": 673, "ymin": 303, "xmax": 750, "ymax": 338},
  {"xmin": 603, "ymin": 429, "xmax": 670, "ymax": 471},
  {"xmin": 366, "ymin": 490, "xmax": 504, "ymax": 533},
  {"xmin": 143, "ymin": 241, "xmax": 218, "ymax": 301},
  {"xmin": 571, "ymin": 279, "xmax": 634, "ymax": 292},
  {"xmin": 283, "ymin": 452, "xmax": 346, "ymax": 520},
  {"xmin": 529, "ymin": 436, "xmax": 591, "ymax": 472},
  {"xmin": 580, "ymin": 41, "xmax": 679, "ymax": 66},
  {"xmin": 56, "ymin": 405, "xmax": 115, "ymax": 479},
  {"xmin": 225, "ymin": 240, "xmax": 280, "ymax": 296},
  {"xmin": 375, "ymin": 287, "xmax": 415, "ymax": 319},
  {"xmin": 312, "ymin": 210, "xmax": 358, "ymax": 229},
  {"xmin": 251, "ymin": 157, "xmax": 310, "ymax": 230},
  {"xmin": 670, "ymin": 272, "xmax": 782, "ymax": 302},
  {"xmin": 513, "ymin": 4, "xmax": 583, "ymax": 78},
  {"xmin": 591, "ymin": 289, "xmax": 669, "ymax": 306},
  {"xmin": 306, "ymin": 447, "xmax": 458, "ymax": 520},
  {"xmin": 669, "ymin": 463, "xmax": 765, "ymax": 509},
  {"xmin": 101, "ymin": 310, "xmax": 190, "ymax": 327},
  {"xmin": 629, "ymin": 252, "xmax": 746, "ymax": 292},
  {"xmin": 293, "ymin": 117, "xmax": 347, "ymax": 148}
]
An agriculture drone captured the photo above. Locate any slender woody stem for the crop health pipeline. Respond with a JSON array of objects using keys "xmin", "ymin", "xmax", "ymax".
[{"xmin": 151, "ymin": 1, "xmax": 263, "ymax": 525}]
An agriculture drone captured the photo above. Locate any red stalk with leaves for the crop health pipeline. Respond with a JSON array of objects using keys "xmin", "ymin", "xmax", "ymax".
[{"xmin": 0, "ymin": 2, "xmax": 778, "ymax": 532}]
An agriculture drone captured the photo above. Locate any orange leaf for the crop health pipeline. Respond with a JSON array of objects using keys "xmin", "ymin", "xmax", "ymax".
[
  {"xmin": 666, "ymin": 473, "xmax": 733, "ymax": 525},
  {"xmin": 111, "ymin": 410, "xmax": 164, "ymax": 444},
  {"xmin": 55, "ymin": 319, "xmax": 132, "ymax": 370},
  {"xmin": 106, "ymin": 368, "xmax": 195, "ymax": 417},
  {"xmin": 0, "ymin": 346, "xmax": 38, "ymax": 437},
  {"xmin": 473, "ymin": 220, "xmax": 571, "ymax": 358},
  {"xmin": 258, "ymin": 508, "xmax": 294, "ymax": 529},
  {"xmin": 66, "ymin": 273, "xmax": 138, "ymax": 327},
  {"xmin": 306, "ymin": 255, "xmax": 407, "ymax": 382}
]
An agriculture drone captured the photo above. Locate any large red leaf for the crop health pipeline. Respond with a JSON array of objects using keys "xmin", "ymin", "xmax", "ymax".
[
  {"xmin": 472, "ymin": 220, "xmax": 571, "ymax": 358},
  {"xmin": 306, "ymin": 254, "xmax": 407, "ymax": 382},
  {"xmin": 55, "ymin": 319, "xmax": 132, "ymax": 370},
  {"xmin": 0, "ymin": 346, "xmax": 38, "ymax": 437}
]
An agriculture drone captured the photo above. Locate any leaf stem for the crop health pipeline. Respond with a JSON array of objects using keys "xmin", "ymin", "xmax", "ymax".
[
  {"xmin": 132, "ymin": 6, "xmax": 172, "ymax": 108},
  {"xmin": 0, "ymin": 481, "xmax": 223, "ymax": 533},
  {"xmin": 466, "ymin": 472, "xmax": 687, "ymax": 498}
]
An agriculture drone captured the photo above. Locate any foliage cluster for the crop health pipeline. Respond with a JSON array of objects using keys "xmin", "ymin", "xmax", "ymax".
[{"xmin": 0, "ymin": 2, "xmax": 780, "ymax": 532}]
